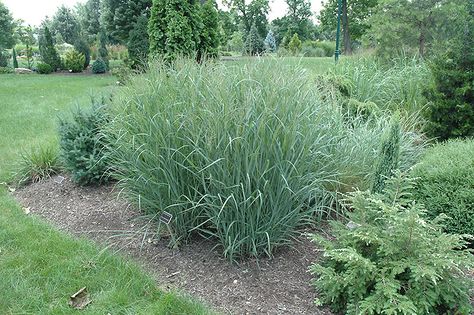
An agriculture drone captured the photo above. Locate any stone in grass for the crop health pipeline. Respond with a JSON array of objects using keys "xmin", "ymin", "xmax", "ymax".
[{"xmin": 15, "ymin": 68, "xmax": 33, "ymax": 74}]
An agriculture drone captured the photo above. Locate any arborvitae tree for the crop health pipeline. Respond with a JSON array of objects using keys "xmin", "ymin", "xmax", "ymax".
[
  {"xmin": 424, "ymin": 0, "xmax": 474, "ymax": 140},
  {"xmin": 244, "ymin": 22, "xmax": 263, "ymax": 55},
  {"xmin": 287, "ymin": 33, "xmax": 302, "ymax": 55},
  {"xmin": 148, "ymin": 0, "xmax": 202, "ymax": 60},
  {"xmin": 372, "ymin": 116, "xmax": 401, "ymax": 193},
  {"xmin": 197, "ymin": 0, "xmax": 220, "ymax": 60},
  {"xmin": 98, "ymin": 29, "xmax": 109, "ymax": 70},
  {"xmin": 12, "ymin": 47, "xmax": 18, "ymax": 68},
  {"xmin": 128, "ymin": 15, "xmax": 149, "ymax": 69},
  {"xmin": 39, "ymin": 26, "xmax": 61, "ymax": 71},
  {"xmin": 74, "ymin": 37, "xmax": 91, "ymax": 69},
  {"xmin": 264, "ymin": 30, "xmax": 276, "ymax": 52}
]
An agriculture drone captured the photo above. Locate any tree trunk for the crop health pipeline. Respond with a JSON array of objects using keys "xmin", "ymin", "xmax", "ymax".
[
  {"xmin": 418, "ymin": 32, "xmax": 425, "ymax": 57},
  {"xmin": 342, "ymin": 0, "xmax": 352, "ymax": 55}
]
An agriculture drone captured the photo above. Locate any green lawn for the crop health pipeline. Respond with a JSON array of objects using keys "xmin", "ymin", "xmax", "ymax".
[{"xmin": 0, "ymin": 73, "xmax": 210, "ymax": 315}]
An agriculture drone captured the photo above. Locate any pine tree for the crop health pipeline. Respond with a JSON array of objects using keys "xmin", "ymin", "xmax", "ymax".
[
  {"xmin": 128, "ymin": 15, "xmax": 149, "ymax": 69},
  {"xmin": 12, "ymin": 47, "xmax": 18, "ymax": 68},
  {"xmin": 372, "ymin": 116, "xmax": 401, "ymax": 193},
  {"xmin": 51, "ymin": 5, "xmax": 81, "ymax": 44},
  {"xmin": 39, "ymin": 26, "xmax": 61, "ymax": 71},
  {"xmin": 102, "ymin": 0, "xmax": 152, "ymax": 44},
  {"xmin": 264, "ymin": 30, "xmax": 276, "ymax": 52},
  {"xmin": 288, "ymin": 33, "xmax": 302, "ymax": 55},
  {"xmin": 244, "ymin": 22, "xmax": 263, "ymax": 55},
  {"xmin": 98, "ymin": 29, "xmax": 109, "ymax": 70},
  {"xmin": 197, "ymin": 0, "xmax": 220, "ymax": 60}
]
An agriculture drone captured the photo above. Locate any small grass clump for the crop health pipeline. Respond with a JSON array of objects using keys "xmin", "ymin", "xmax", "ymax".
[
  {"xmin": 12, "ymin": 144, "xmax": 61, "ymax": 186},
  {"xmin": 105, "ymin": 58, "xmax": 426, "ymax": 261}
]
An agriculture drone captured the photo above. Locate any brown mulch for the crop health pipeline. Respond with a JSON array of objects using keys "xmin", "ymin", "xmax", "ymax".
[{"xmin": 13, "ymin": 175, "xmax": 333, "ymax": 315}]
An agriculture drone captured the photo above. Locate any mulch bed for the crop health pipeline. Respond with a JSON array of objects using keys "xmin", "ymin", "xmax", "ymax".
[{"xmin": 13, "ymin": 175, "xmax": 332, "ymax": 315}]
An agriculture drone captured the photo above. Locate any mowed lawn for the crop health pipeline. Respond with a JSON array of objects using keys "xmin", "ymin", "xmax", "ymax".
[{"xmin": 0, "ymin": 73, "xmax": 210, "ymax": 314}]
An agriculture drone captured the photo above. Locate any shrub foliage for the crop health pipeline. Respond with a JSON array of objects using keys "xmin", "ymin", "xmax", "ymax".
[
  {"xmin": 64, "ymin": 49, "xmax": 85, "ymax": 73},
  {"xmin": 36, "ymin": 62, "xmax": 53, "ymax": 74},
  {"xmin": 311, "ymin": 173, "xmax": 474, "ymax": 315},
  {"xmin": 92, "ymin": 59, "xmax": 107, "ymax": 74},
  {"xmin": 58, "ymin": 98, "xmax": 110, "ymax": 185},
  {"xmin": 412, "ymin": 138, "xmax": 474, "ymax": 236},
  {"xmin": 39, "ymin": 26, "xmax": 61, "ymax": 71}
]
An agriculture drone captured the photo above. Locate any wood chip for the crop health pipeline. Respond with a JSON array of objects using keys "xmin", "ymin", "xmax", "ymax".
[{"xmin": 68, "ymin": 287, "xmax": 91, "ymax": 310}]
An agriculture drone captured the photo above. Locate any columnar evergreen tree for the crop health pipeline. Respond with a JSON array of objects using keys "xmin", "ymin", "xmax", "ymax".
[
  {"xmin": 39, "ymin": 26, "xmax": 61, "ymax": 71},
  {"xmin": 244, "ymin": 22, "xmax": 263, "ymax": 55},
  {"xmin": 424, "ymin": 0, "xmax": 474, "ymax": 139},
  {"xmin": 128, "ymin": 15, "xmax": 149, "ymax": 69},
  {"xmin": 98, "ymin": 28, "xmax": 109, "ymax": 70},
  {"xmin": 12, "ymin": 47, "xmax": 18, "ymax": 68},
  {"xmin": 372, "ymin": 116, "xmax": 401, "ymax": 193},
  {"xmin": 198, "ymin": 0, "xmax": 220, "ymax": 59},
  {"xmin": 264, "ymin": 30, "xmax": 276, "ymax": 52},
  {"xmin": 148, "ymin": 0, "xmax": 202, "ymax": 60},
  {"xmin": 288, "ymin": 33, "xmax": 302, "ymax": 55}
]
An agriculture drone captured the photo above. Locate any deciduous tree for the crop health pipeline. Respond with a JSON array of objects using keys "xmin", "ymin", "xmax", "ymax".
[{"xmin": 319, "ymin": 0, "xmax": 378, "ymax": 54}]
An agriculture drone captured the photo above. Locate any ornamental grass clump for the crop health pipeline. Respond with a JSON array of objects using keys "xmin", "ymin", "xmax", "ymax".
[
  {"xmin": 105, "ymin": 58, "xmax": 425, "ymax": 260},
  {"xmin": 311, "ymin": 173, "xmax": 474, "ymax": 314}
]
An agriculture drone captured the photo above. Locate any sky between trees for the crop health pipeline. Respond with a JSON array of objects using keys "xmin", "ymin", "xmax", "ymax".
[{"xmin": 2, "ymin": 0, "xmax": 324, "ymax": 26}]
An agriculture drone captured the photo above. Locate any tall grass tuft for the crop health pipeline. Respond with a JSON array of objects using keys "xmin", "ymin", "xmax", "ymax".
[
  {"xmin": 12, "ymin": 144, "xmax": 61, "ymax": 186},
  {"xmin": 105, "ymin": 58, "xmax": 426, "ymax": 260},
  {"xmin": 334, "ymin": 56, "xmax": 431, "ymax": 115}
]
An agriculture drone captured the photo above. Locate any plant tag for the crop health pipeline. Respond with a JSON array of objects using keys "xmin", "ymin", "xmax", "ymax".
[
  {"xmin": 54, "ymin": 176, "xmax": 65, "ymax": 184},
  {"xmin": 159, "ymin": 211, "xmax": 173, "ymax": 225}
]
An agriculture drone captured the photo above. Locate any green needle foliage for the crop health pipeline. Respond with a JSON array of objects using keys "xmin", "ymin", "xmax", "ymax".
[
  {"xmin": 59, "ymin": 97, "xmax": 110, "ymax": 185},
  {"xmin": 311, "ymin": 172, "xmax": 474, "ymax": 315},
  {"xmin": 39, "ymin": 26, "xmax": 61, "ymax": 71},
  {"xmin": 412, "ymin": 138, "xmax": 474, "ymax": 236},
  {"xmin": 12, "ymin": 47, "xmax": 18, "ymax": 68},
  {"xmin": 105, "ymin": 58, "xmax": 425, "ymax": 261},
  {"xmin": 372, "ymin": 115, "xmax": 401, "ymax": 193}
]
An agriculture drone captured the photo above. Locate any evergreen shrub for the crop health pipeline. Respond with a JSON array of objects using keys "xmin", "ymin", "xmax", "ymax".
[
  {"xmin": 64, "ymin": 50, "xmax": 85, "ymax": 73},
  {"xmin": 412, "ymin": 138, "xmax": 474, "ymax": 236},
  {"xmin": 311, "ymin": 173, "xmax": 474, "ymax": 314},
  {"xmin": 36, "ymin": 62, "xmax": 53, "ymax": 74},
  {"xmin": 92, "ymin": 59, "xmax": 107, "ymax": 74},
  {"xmin": 58, "ymin": 98, "xmax": 110, "ymax": 185}
]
